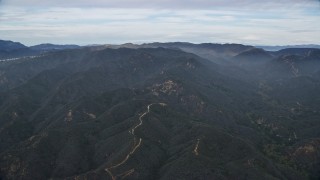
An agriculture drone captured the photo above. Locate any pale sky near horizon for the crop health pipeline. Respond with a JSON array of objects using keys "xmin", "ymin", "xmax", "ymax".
[{"xmin": 0, "ymin": 0, "xmax": 319, "ymax": 46}]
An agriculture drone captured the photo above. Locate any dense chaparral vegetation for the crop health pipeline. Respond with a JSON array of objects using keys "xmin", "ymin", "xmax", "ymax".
[{"xmin": 0, "ymin": 40, "xmax": 320, "ymax": 179}]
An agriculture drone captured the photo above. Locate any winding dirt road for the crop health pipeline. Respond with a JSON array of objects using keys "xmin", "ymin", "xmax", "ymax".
[
  {"xmin": 193, "ymin": 139, "xmax": 200, "ymax": 156},
  {"xmin": 105, "ymin": 103, "xmax": 166, "ymax": 180},
  {"xmin": 284, "ymin": 58, "xmax": 299, "ymax": 77}
]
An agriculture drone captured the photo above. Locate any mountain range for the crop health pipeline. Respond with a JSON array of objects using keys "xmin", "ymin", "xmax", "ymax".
[{"xmin": 0, "ymin": 40, "xmax": 319, "ymax": 180}]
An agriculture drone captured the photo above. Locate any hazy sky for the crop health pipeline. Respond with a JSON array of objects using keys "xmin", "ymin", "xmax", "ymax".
[{"xmin": 0, "ymin": 0, "xmax": 319, "ymax": 45}]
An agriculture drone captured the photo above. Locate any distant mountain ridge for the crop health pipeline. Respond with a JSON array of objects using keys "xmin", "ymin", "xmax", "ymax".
[
  {"xmin": 0, "ymin": 40, "xmax": 81, "ymax": 59},
  {"xmin": 30, "ymin": 43, "xmax": 81, "ymax": 51},
  {"xmin": 0, "ymin": 40, "xmax": 27, "ymax": 51},
  {"xmin": 274, "ymin": 48, "xmax": 320, "ymax": 57},
  {"xmin": 258, "ymin": 45, "xmax": 320, "ymax": 51},
  {"xmin": 1, "ymin": 39, "xmax": 319, "ymax": 60},
  {"xmin": 234, "ymin": 48, "xmax": 273, "ymax": 61}
]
